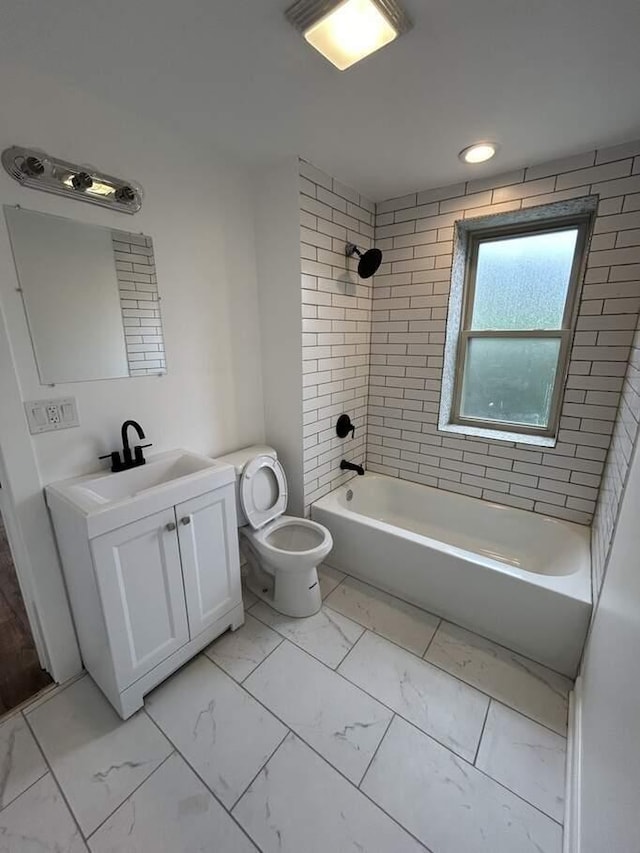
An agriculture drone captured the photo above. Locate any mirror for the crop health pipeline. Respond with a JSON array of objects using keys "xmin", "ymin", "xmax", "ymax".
[{"xmin": 4, "ymin": 207, "xmax": 166, "ymax": 383}]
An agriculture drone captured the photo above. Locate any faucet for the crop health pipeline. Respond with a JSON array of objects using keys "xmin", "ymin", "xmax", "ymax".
[
  {"xmin": 99, "ymin": 420, "xmax": 152, "ymax": 472},
  {"xmin": 340, "ymin": 459, "xmax": 365, "ymax": 476}
]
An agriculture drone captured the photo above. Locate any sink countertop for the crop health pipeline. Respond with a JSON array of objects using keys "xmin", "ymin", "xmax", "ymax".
[{"xmin": 46, "ymin": 449, "xmax": 236, "ymax": 538}]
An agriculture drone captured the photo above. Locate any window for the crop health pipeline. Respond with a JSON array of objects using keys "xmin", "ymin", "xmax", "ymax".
[{"xmin": 448, "ymin": 216, "xmax": 590, "ymax": 440}]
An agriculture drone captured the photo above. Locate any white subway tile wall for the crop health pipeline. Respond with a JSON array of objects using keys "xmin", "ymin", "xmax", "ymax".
[
  {"xmin": 299, "ymin": 160, "xmax": 374, "ymax": 513},
  {"xmin": 591, "ymin": 323, "xmax": 640, "ymax": 599},
  {"xmin": 112, "ymin": 230, "xmax": 166, "ymax": 376},
  {"xmin": 368, "ymin": 143, "xmax": 640, "ymax": 549}
]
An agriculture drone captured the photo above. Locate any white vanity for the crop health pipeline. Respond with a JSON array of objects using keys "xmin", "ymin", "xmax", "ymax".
[{"xmin": 46, "ymin": 450, "xmax": 243, "ymax": 718}]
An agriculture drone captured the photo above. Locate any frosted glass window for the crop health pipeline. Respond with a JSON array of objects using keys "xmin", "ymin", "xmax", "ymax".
[
  {"xmin": 449, "ymin": 216, "xmax": 589, "ymax": 438},
  {"xmin": 471, "ymin": 230, "xmax": 578, "ymax": 330},
  {"xmin": 460, "ymin": 338, "xmax": 562, "ymax": 427}
]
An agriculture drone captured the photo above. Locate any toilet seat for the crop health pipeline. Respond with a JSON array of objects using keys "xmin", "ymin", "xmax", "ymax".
[{"xmin": 240, "ymin": 454, "xmax": 288, "ymax": 530}]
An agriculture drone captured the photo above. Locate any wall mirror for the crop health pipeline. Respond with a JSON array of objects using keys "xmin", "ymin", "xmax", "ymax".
[{"xmin": 4, "ymin": 206, "xmax": 166, "ymax": 384}]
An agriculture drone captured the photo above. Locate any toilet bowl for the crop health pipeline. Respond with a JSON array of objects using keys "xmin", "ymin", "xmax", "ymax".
[{"xmin": 215, "ymin": 446, "xmax": 333, "ymax": 617}]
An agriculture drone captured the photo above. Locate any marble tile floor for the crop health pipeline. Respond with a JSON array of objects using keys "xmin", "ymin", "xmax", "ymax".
[{"xmin": 0, "ymin": 564, "xmax": 571, "ymax": 852}]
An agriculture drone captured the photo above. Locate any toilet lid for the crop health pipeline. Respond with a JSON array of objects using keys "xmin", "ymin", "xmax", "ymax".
[{"xmin": 240, "ymin": 455, "xmax": 288, "ymax": 530}]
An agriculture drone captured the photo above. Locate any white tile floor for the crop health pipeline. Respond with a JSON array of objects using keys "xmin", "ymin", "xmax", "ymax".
[{"xmin": 0, "ymin": 566, "xmax": 571, "ymax": 852}]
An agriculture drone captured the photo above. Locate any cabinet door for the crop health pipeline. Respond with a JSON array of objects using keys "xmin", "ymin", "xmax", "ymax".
[
  {"xmin": 176, "ymin": 484, "xmax": 241, "ymax": 638},
  {"xmin": 91, "ymin": 508, "xmax": 189, "ymax": 689}
]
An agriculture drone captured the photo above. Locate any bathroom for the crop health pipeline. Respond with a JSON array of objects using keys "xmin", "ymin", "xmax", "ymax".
[{"xmin": 0, "ymin": 1, "xmax": 638, "ymax": 850}]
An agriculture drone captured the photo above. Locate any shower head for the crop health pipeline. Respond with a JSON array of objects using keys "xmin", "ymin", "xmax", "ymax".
[{"xmin": 346, "ymin": 243, "xmax": 383, "ymax": 279}]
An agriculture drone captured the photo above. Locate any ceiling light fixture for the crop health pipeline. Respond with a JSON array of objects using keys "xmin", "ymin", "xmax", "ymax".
[
  {"xmin": 286, "ymin": 0, "xmax": 412, "ymax": 71},
  {"xmin": 458, "ymin": 142, "xmax": 499, "ymax": 164}
]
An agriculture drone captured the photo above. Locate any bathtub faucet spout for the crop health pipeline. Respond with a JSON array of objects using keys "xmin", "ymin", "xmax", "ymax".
[{"xmin": 341, "ymin": 459, "xmax": 365, "ymax": 476}]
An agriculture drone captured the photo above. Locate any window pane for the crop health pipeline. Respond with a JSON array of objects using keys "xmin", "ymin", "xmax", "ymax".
[
  {"xmin": 471, "ymin": 229, "xmax": 578, "ymax": 330},
  {"xmin": 459, "ymin": 337, "xmax": 561, "ymax": 428}
]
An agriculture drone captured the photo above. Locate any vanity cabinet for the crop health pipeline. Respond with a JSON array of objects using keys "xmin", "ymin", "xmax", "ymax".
[{"xmin": 46, "ymin": 452, "xmax": 244, "ymax": 719}]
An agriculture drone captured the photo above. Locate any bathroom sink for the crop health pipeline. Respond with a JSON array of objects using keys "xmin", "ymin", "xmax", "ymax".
[
  {"xmin": 46, "ymin": 449, "xmax": 236, "ymax": 537},
  {"xmin": 78, "ymin": 452, "xmax": 214, "ymax": 503}
]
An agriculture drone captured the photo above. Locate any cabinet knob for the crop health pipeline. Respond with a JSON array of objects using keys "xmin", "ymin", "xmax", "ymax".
[
  {"xmin": 165, "ymin": 522, "xmax": 176, "ymax": 532},
  {"xmin": 181, "ymin": 517, "xmax": 191, "ymax": 526}
]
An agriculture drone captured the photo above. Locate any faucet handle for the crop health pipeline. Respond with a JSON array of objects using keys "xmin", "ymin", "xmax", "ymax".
[
  {"xmin": 99, "ymin": 451, "xmax": 123, "ymax": 472},
  {"xmin": 134, "ymin": 443, "xmax": 152, "ymax": 464}
]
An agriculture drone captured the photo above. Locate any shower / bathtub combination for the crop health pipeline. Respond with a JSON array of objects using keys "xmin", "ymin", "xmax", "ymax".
[{"xmin": 312, "ymin": 472, "xmax": 591, "ymax": 677}]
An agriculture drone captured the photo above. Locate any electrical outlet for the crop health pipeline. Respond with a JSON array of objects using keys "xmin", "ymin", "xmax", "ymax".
[{"xmin": 25, "ymin": 397, "xmax": 79, "ymax": 434}]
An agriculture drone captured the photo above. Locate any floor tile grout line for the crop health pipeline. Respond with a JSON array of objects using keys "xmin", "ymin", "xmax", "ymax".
[
  {"xmin": 234, "ymin": 726, "xmax": 433, "ymax": 852},
  {"xmin": 247, "ymin": 600, "xmax": 364, "ymax": 671},
  {"xmin": 321, "ymin": 566, "xmax": 575, "ymax": 683},
  {"xmin": 348, "ymin": 623, "xmax": 569, "ymax": 739},
  {"xmin": 203, "ymin": 630, "xmax": 285, "ymax": 687},
  {"xmin": 320, "ymin": 566, "xmax": 348, "ymax": 599},
  {"xmin": 248, "ymin": 595, "xmax": 569, "ymax": 739},
  {"xmin": 0, "ymin": 767, "xmax": 49, "ymax": 816},
  {"xmin": 142, "ymin": 705, "xmax": 267, "ymax": 852},
  {"xmin": 84, "ymin": 748, "xmax": 177, "ymax": 841},
  {"xmin": 238, "ymin": 634, "xmax": 483, "ymax": 798},
  {"xmin": 22, "ymin": 711, "xmax": 95, "ymax": 844},
  {"xmin": 163, "ymin": 648, "xmax": 563, "ymax": 847},
  {"xmin": 357, "ymin": 712, "xmax": 396, "ymax": 789},
  {"xmin": 321, "ymin": 594, "xmax": 440, "ymax": 659},
  {"xmin": 257, "ymin": 572, "xmax": 571, "ymax": 730},
  {"xmin": 342, "ymin": 628, "xmax": 568, "ymax": 740},
  {"xmin": 472, "ymin": 697, "xmax": 492, "ymax": 766},
  {"xmin": 239, "ymin": 637, "xmax": 286, "ymax": 685},
  {"xmin": 203, "ymin": 653, "xmax": 432, "ymax": 849},
  {"xmin": 399, "ymin": 714, "xmax": 565, "ymax": 829},
  {"xmin": 421, "ymin": 617, "xmax": 443, "ymax": 657},
  {"xmin": 228, "ymin": 729, "xmax": 291, "ymax": 814}
]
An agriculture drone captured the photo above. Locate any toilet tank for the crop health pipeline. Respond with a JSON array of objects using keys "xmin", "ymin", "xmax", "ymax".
[{"xmin": 214, "ymin": 445, "xmax": 277, "ymax": 527}]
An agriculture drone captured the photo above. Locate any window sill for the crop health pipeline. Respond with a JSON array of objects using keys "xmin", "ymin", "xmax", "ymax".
[{"xmin": 439, "ymin": 420, "xmax": 557, "ymax": 447}]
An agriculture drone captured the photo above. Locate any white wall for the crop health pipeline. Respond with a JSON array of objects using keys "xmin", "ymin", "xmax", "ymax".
[
  {"xmin": 253, "ymin": 159, "xmax": 305, "ymax": 514},
  {"xmin": 0, "ymin": 60, "xmax": 265, "ymax": 679},
  {"xmin": 578, "ymin": 439, "xmax": 640, "ymax": 850}
]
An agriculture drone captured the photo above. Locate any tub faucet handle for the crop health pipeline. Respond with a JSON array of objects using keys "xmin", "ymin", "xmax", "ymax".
[{"xmin": 336, "ymin": 414, "xmax": 355, "ymax": 439}]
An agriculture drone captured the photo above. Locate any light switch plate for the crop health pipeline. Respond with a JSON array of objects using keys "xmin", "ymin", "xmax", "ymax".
[{"xmin": 24, "ymin": 397, "xmax": 79, "ymax": 434}]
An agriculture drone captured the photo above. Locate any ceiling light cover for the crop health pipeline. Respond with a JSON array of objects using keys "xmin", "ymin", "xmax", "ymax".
[
  {"xmin": 459, "ymin": 142, "xmax": 498, "ymax": 164},
  {"xmin": 286, "ymin": 0, "xmax": 412, "ymax": 70}
]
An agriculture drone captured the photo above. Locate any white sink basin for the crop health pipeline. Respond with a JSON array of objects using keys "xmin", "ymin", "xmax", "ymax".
[
  {"xmin": 46, "ymin": 449, "xmax": 236, "ymax": 537},
  {"xmin": 78, "ymin": 452, "xmax": 214, "ymax": 504}
]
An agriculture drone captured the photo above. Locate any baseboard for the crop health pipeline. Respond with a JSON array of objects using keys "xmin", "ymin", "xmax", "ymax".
[{"xmin": 564, "ymin": 675, "xmax": 583, "ymax": 853}]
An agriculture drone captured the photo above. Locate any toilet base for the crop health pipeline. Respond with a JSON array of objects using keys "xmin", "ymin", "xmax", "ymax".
[{"xmin": 242, "ymin": 539, "xmax": 322, "ymax": 618}]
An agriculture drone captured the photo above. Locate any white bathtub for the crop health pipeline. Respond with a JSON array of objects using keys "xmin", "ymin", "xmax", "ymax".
[{"xmin": 312, "ymin": 473, "xmax": 591, "ymax": 677}]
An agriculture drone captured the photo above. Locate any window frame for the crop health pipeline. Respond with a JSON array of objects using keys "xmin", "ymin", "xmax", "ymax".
[{"xmin": 450, "ymin": 214, "xmax": 592, "ymax": 439}]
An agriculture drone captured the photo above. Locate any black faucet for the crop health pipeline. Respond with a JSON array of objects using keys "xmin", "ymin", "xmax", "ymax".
[
  {"xmin": 99, "ymin": 420, "xmax": 152, "ymax": 472},
  {"xmin": 341, "ymin": 459, "xmax": 365, "ymax": 476}
]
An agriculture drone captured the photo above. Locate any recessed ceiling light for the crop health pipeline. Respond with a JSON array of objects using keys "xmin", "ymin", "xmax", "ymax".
[
  {"xmin": 286, "ymin": 0, "xmax": 412, "ymax": 71},
  {"xmin": 458, "ymin": 142, "xmax": 498, "ymax": 164}
]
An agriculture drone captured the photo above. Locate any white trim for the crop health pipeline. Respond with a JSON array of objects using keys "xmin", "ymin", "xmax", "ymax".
[
  {"xmin": 564, "ymin": 675, "xmax": 583, "ymax": 853},
  {"xmin": 0, "ymin": 300, "xmax": 81, "ymax": 683}
]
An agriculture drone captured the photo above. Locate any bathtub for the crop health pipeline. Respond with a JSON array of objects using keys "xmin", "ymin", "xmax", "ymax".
[{"xmin": 312, "ymin": 473, "xmax": 591, "ymax": 677}]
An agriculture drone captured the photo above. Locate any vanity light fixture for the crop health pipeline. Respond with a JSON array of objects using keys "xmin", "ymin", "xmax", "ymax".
[
  {"xmin": 1, "ymin": 146, "xmax": 143, "ymax": 214},
  {"xmin": 458, "ymin": 142, "xmax": 499, "ymax": 164},
  {"xmin": 285, "ymin": 0, "xmax": 412, "ymax": 70}
]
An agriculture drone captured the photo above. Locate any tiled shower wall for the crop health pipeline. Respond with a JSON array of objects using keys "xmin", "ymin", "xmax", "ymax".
[
  {"xmin": 368, "ymin": 141, "xmax": 640, "ymax": 527},
  {"xmin": 591, "ymin": 323, "xmax": 640, "ymax": 599},
  {"xmin": 299, "ymin": 160, "xmax": 375, "ymax": 514}
]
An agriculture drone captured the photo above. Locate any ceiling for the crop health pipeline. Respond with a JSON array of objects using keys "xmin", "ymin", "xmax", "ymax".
[{"xmin": 1, "ymin": 0, "xmax": 640, "ymax": 201}]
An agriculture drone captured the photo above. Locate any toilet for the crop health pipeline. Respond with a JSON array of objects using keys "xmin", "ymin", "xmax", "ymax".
[{"xmin": 216, "ymin": 446, "xmax": 333, "ymax": 617}]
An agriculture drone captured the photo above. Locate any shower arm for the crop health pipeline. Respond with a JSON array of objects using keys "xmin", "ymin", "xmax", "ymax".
[{"xmin": 345, "ymin": 242, "xmax": 362, "ymax": 258}]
